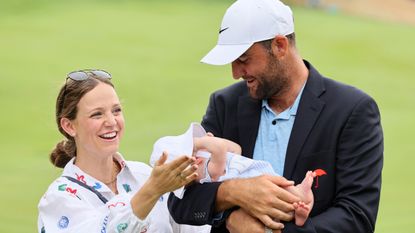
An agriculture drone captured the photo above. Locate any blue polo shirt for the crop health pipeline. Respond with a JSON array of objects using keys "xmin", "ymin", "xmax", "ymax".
[{"xmin": 253, "ymin": 86, "xmax": 304, "ymax": 176}]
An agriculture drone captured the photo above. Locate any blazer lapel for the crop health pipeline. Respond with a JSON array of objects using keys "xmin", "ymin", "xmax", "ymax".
[
  {"xmin": 283, "ymin": 63, "xmax": 326, "ymax": 179},
  {"xmin": 237, "ymin": 95, "xmax": 261, "ymax": 158}
]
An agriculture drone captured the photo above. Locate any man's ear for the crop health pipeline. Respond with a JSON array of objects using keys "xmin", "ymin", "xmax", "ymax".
[
  {"xmin": 271, "ymin": 35, "xmax": 289, "ymax": 58},
  {"xmin": 60, "ymin": 117, "xmax": 76, "ymax": 137}
]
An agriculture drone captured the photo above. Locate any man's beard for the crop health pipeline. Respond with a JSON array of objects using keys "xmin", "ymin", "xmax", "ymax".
[{"xmin": 249, "ymin": 56, "xmax": 289, "ymax": 100}]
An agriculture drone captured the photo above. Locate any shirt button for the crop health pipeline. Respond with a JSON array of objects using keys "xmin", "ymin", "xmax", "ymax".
[{"xmin": 272, "ymin": 120, "xmax": 277, "ymax": 125}]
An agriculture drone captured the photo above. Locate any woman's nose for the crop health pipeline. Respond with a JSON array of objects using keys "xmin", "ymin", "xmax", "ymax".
[{"xmin": 104, "ymin": 114, "xmax": 117, "ymax": 126}]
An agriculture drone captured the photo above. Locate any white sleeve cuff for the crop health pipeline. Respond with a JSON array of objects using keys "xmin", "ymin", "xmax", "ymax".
[{"xmin": 107, "ymin": 193, "xmax": 150, "ymax": 233}]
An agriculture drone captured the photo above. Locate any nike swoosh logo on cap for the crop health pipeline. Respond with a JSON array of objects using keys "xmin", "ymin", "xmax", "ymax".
[{"xmin": 219, "ymin": 27, "xmax": 229, "ymax": 34}]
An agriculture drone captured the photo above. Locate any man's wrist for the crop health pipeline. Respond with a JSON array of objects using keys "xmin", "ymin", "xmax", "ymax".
[
  {"xmin": 215, "ymin": 179, "xmax": 241, "ymax": 212},
  {"xmin": 212, "ymin": 206, "xmax": 240, "ymax": 227}
]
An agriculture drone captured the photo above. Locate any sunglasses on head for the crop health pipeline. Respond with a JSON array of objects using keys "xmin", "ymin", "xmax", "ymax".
[
  {"xmin": 60, "ymin": 69, "xmax": 112, "ymax": 111},
  {"xmin": 67, "ymin": 69, "xmax": 111, "ymax": 81}
]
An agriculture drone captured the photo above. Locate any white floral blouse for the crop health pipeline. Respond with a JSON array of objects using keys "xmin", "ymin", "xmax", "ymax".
[{"xmin": 37, "ymin": 153, "xmax": 210, "ymax": 233}]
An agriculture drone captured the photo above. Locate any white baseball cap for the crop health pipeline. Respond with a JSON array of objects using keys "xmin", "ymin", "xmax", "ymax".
[
  {"xmin": 201, "ymin": 0, "xmax": 294, "ymax": 65},
  {"xmin": 150, "ymin": 122, "xmax": 209, "ymax": 167}
]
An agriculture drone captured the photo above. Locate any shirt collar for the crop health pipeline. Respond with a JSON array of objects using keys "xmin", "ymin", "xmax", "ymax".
[
  {"xmin": 61, "ymin": 153, "xmax": 131, "ymax": 192},
  {"xmin": 261, "ymin": 83, "xmax": 305, "ymax": 119}
]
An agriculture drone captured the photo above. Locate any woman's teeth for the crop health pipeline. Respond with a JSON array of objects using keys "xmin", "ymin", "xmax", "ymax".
[{"xmin": 100, "ymin": 132, "xmax": 117, "ymax": 139}]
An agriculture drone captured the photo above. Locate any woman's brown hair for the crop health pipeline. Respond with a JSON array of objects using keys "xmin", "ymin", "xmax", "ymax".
[{"xmin": 50, "ymin": 75, "xmax": 114, "ymax": 168}]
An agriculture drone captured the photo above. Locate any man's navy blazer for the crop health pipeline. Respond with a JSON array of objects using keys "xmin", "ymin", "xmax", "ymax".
[{"xmin": 168, "ymin": 61, "xmax": 383, "ymax": 233}]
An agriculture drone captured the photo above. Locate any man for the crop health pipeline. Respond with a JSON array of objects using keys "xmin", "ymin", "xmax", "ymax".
[{"xmin": 168, "ymin": 0, "xmax": 383, "ymax": 232}]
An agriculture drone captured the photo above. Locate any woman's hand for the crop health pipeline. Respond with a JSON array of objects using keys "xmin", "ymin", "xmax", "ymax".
[
  {"xmin": 149, "ymin": 151, "xmax": 199, "ymax": 195},
  {"xmin": 131, "ymin": 152, "xmax": 198, "ymax": 219}
]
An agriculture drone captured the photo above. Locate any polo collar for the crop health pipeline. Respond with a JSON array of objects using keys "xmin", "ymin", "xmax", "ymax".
[{"xmin": 261, "ymin": 84, "xmax": 305, "ymax": 119}]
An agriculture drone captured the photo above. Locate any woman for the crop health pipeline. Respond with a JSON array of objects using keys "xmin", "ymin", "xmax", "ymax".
[{"xmin": 38, "ymin": 69, "xmax": 205, "ymax": 233}]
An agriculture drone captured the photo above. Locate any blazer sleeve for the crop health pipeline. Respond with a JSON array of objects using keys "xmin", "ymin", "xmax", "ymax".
[
  {"xmin": 283, "ymin": 96, "xmax": 384, "ymax": 233},
  {"xmin": 168, "ymin": 182, "xmax": 222, "ymax": 225}
]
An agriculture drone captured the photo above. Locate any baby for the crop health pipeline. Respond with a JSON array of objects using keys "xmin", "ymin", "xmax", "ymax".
[{"xmin": 150, "ymin": 123, "xmax": 315, "ymax": 226}]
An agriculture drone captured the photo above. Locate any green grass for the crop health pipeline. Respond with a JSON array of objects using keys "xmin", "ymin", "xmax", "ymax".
[{"xmin": 0, "ymin": 0, "xmax": 414, "ymax": 232}]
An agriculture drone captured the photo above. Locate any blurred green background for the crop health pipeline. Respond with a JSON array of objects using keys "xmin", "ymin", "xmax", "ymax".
[{"xmin": 1, "ymin": 0, "xmax": 414, "ymax": 232}]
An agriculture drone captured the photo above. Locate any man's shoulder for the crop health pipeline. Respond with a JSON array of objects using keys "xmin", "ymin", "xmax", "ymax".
[
  {"xmin": 306, "ymin": 60, "xmax": 374, "ymax": 104},
  {"xmin": 322, "ymin": 77, "xmax": 374, "ymax": 104}
]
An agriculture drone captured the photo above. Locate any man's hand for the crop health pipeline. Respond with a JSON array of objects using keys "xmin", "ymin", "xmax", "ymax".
[
  {"xmin": 226, "ymin": 208, "xmax": 282, "ymax": 233},
  {"xmin": 216, "ymin": 175, "xmax": 300, "ymax": 227}
]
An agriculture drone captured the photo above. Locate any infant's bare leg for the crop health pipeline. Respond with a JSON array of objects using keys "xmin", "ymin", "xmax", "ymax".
[{"xmin": 284, "ymin": 171, "xmax": 316, "ymax": 226}]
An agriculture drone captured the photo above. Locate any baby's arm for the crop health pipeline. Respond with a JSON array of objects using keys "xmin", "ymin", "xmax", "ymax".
[
  {"xmin": 193, "ymin": 136, "xmax": 228, "ymax": 181},
  {"xmin": 223, "ymin": 138, "xmax": 242, "ymax": 155},
  {"xmin": 205, "ymin": 132, "xmax": 241, "ymax": 155}
]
